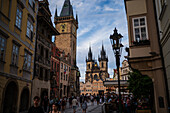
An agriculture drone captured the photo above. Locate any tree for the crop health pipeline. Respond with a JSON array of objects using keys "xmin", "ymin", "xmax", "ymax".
[{"xmin": 127, "ymin": 69, "xmax": 153, "ymax": 99}]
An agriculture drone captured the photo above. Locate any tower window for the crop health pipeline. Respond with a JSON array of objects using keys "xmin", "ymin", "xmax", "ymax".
[{"xmin": 88, "ymin": 64, "xmax": 90, "ymax": 69}]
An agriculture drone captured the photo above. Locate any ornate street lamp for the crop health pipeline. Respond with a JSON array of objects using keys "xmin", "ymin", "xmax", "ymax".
[{"xmin": 110, "ymin": 28, "xmax": 123, "ymax": 113}]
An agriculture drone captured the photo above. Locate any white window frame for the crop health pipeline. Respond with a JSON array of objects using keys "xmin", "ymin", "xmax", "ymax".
[
  {"xmin": 132, "ymin": 16, "xmax": 148, "ymax": 42},
  {"xmin": 11, "ymin": 44, "xmax": 19, "ymax": 66},
  {"xmin": 0, "ymin": 36, "xmax": 6, "ymax": 61},
  {"xmin": 24, "ymin": 51, "xmax": 32, "ymax": 70},
  {"xmin": 26, "ymin": 19, "xmax": 34, "ymax": 40},
  {"xmin": 15, "ymin": 6, "xmax": 22, "ymax": 29}
]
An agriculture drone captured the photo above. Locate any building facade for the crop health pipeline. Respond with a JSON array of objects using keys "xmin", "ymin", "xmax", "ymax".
[
  {"xmin": 51, "ymin": 43, "xmax": 60, "ymax": 98},
  {"xmin": 154, "ymin": 0, "xmax": 170, "ymax": 109},
  {"xmin": 32, "ymin": 0, "xmax": 59, "ymax": 104},
  {"xmin": 92, "ymin": 79, "xmax": 106, "ymax": 96},
  {"xmin": 0, "ymin": 0, "xmax": 38, "ymax": 112},
  {"xmin": 80, "ymin": 81, "xmax": 93, "ymax": 96},
  {"xmin": 85, "ymin": 45, "xmax": 109, "ymax": 83},
  {"xmin": 54, "ymin": 0, "xmax": 80, "ymax": 96},
  {"xmin": 59, "ymin": 51, "xmax": 71, "ymax": 98},
  {"xmin": 124, "ymin": 0, "xmax": 168, "ymax": 112},
  {"xmin": 120, "ymin": 60, "xmax": 131, "ymax": 81}
]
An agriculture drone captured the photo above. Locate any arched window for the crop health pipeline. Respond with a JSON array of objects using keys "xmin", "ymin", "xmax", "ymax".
[
  {"xmin": 94, "ymin": 74, "xmax": 97, "ymax": 80},
  {"xmin": 88, "ymin": 64, "xmax": 90, "ymax": 69}
]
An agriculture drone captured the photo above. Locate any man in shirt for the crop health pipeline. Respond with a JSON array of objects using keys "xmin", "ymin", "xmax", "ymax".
[
  {"xmin": 28, "ymin": 96, "xmax": 44, "ymax": 113},
  {"xmin": 72, "ymin": 96, "xmax": 78, "ymax": 113}
]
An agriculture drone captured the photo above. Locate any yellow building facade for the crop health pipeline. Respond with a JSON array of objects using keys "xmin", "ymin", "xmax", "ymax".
[{"xmin": 0, "ymin": 0, "xmax": 38, "ymax": 112}]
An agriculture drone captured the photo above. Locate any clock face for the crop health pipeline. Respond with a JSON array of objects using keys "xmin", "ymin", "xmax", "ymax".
[{"xmin": 60, "ymin": 24, "xmax": 66, "ymax": 32}]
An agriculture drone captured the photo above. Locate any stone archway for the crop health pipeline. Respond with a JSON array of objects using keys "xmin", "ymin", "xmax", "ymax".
[
  {"xmin": 19, "ymin": 87, "xmax": 29, "ymax": 112},
  {"xmin": 3, "ymin": 81, "xmax": 18, "ymax": 113}
]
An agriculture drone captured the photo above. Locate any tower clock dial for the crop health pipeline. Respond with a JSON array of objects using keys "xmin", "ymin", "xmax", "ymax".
[{"xmin": 60, "ymin": 24, "xmax": 67, "ymax": 32}]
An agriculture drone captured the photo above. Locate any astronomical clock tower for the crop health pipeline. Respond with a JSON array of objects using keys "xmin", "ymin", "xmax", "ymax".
[{"xmin": 54, "ymin": 0, "xmax": 80, "ymax": 96}]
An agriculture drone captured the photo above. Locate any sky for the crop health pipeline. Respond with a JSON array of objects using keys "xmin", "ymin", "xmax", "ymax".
[{"xmin": 49, "ymin": 0, "xmax": 129, "ymax": 82}]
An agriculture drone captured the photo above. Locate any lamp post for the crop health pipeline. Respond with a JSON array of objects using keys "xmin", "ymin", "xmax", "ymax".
[{"xmin": 110, "ymin": 28, "xmax": 123, "ymax": 113}]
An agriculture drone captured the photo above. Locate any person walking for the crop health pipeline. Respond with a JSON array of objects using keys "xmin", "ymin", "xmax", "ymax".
[
  {"xmin": 72, "ymin": 96, "xmax": 78, "ymax": 113},
  {"xmin": 50, "ymin": 103, "xmax": 60, "ymax": 113},
  {"xmin": 81, "ymin": 99, "xmax": 88, "ymax": 113},
  {"xmin": 28, "ymin": 96, "xmax": 44, "ymax": 113},
  {"xmin": 69, "ymin": 96, "xmax": 73, "ymax": 108},
  {"xmin": 61, "ymin": 97, "xmax": 66, "ymax": 113}
]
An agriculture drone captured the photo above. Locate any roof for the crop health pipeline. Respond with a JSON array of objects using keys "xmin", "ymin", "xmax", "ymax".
[{"xmin": 60, "ymin": 0, "xmax": 73, "ymax": 17}]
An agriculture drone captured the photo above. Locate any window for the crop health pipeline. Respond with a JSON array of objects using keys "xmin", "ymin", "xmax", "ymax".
[
  {"xmin": 133, "ymin": 17, "xmax": 148, "ymax": 41},
  {"xmin": 26, "ymin": 19, "xmax": 33, "ymax": 40},
  {"xmin": 61, "ymin": 72, "xmax": 63, "ymax": 80},
  {"xmin": 64, "ymin": 64, "xmax": 66, "ymax": 69},
  {"xmin": 15, "ymin": 7, "xmax": 22, "ymax": 29},
  {"xmin": 40, "ymin": 46, "xmax": 44, "ymax": 56},
  {"xmin": 23, "ymin": 51, "xmax": 32, "ymax": 70},
  {"xmin": 39, "ymin": 67, "xmax": 43, "ymax": 79},
  {"xmin": 28, "ymin": 0, "xmax": 35, "ymax": 10},
  {"xmin": 11, "ymin": 44, "xmax": 19, "ymax": 65},
  {"xmin": 0, "ymin": 37, "xmax": 6, "ymax": 61},
  {"xmin": 88, "ymin": 64, "xmax": 90, "ymax": 69},
  {"xmin": 46, "ymin": 49, "xmax": 49, "ymax": 59},
  {"xmin": 66, "ymin": 74, "xmax": 67, "ymax": 81},
  {"xmin": 45, "ymin": 69, "xmax": 48, "ymax": 81},
  {"xmin": 61, "ymin": 63, "xmax": 63, "ymax": 69}
]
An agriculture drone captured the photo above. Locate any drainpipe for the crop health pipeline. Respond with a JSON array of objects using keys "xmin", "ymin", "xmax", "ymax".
[{"xmin": 153, "ymin": 0, "xmax": 170, "ymax": 112}]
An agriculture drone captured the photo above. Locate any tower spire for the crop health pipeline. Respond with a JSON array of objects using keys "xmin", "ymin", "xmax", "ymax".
[
  {"xmin": 76, "ymin": 13, "xmax": 78, "ymax": 23},
  {"xmin": 55, "ymin": 5, "xmax": 58, "ymax": 18},
  {"xmin": 60, "ymin": 0, "xmax": 73, "ymax": 17}
]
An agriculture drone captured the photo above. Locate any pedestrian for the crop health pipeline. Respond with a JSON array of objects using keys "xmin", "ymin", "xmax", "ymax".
[
  {"xmin": 80, "ymin": 95, "xmax": 83, "ymax": 107},
  {"xmin": 91, "ymin": 95, "xmax": 94, "ymax": 105},
  {"xmin": 28, "ymin": 96, "xmax": 44, "ymax": 113},
  {"xmin": 72, "ymin": 96, "xmax": 78, "ymax": 113},
  {"xmin": 61, "ymin": 97, "xmax": 66, "ymax": 113},
  {"xmin": 42, "ymin": 96, "xmax": 49, "ymax": 113},
  {"xmin": 81, "ymin": 99, "xmax": 88, "ymax": 113},
  {"xmin": 50, "ymin": 103, "xmax": 60, "ymax": 113},
  {"xmin": 69, "ymin": 96, "xmax": 73, "ymax": 108}
]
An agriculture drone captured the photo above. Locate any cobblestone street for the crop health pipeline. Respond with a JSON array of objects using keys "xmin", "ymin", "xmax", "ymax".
[{"xmin": 65, "ymin": 101, "xmax": 102, "ymax": 113}]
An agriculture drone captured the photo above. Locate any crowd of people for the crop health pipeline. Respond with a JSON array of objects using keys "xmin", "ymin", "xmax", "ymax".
[{"xmin": 28, "ymin": 94, "xmax": 150, "ymax": 113}]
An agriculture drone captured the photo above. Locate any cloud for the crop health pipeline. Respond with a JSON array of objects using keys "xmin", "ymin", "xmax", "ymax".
[
  {"xmin": 49, "ymin": 0, "xmax": 128, "ymax": 82},
  {"xmin": 104, "ymin": 5, "xmax": 119, "ymax": 12}
]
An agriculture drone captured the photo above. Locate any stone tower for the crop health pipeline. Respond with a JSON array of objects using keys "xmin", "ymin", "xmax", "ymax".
[
  {"xmin": 54, "ymin": 0, "xmax": 80, "ymax": 96},
  {"xmin": 98, "ymin": 44, "xmax": 109, "ymax": 81},
  {"xmin": 98, "ymin": 44, "xmax": 108, "ymax": 72},
  {"xmin": 85, "ymin": 45, "xmax": 109, "ymax": 83},
  {"xmin": 54, "ymin": 0, "xmax": 78, "ymax": 67}
]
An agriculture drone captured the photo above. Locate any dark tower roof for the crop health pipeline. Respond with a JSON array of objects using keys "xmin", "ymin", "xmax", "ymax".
[
  {"xmin": 86, "ymin": 46, "xmax": 94, "ymax": 62},
  {"xmin": 76, "ymin": 13, "xmax": 78, "ymax": 23},
  {"xmin": 60, "ymin": 0, "xmax": 74, "ymax": 17},
  {"xmin": 54, "ymin": 5, "xmax": 58, "ymax": 18},
  {"xmin": 99, "ymin": 44, "xmax": 108, "ymax": 61}
]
